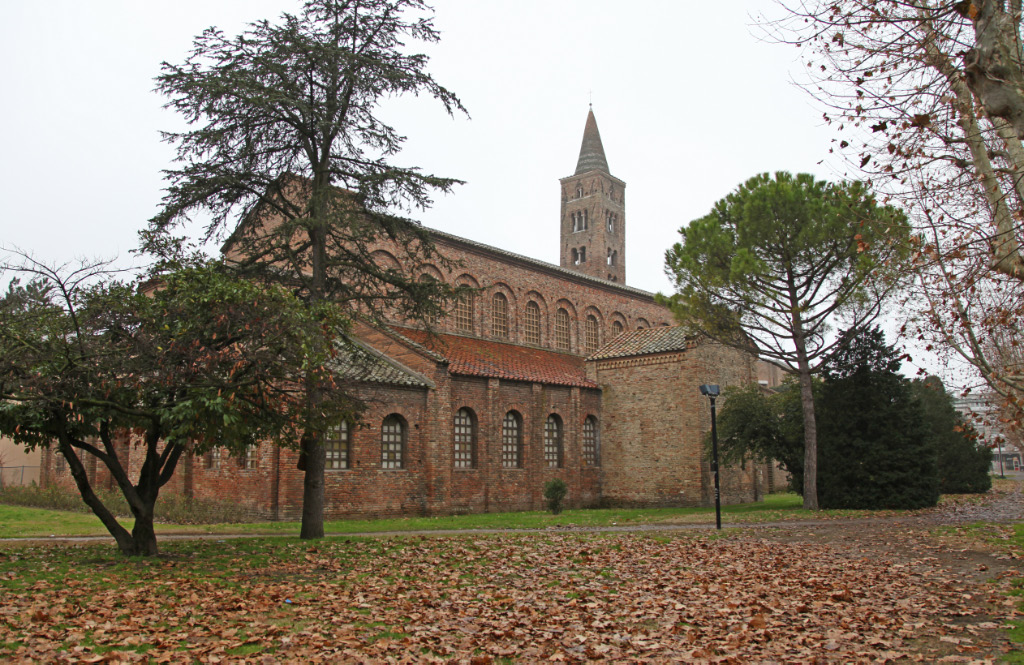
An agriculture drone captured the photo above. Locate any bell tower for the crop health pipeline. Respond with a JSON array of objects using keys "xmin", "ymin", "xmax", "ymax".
[{"xmin": 559, "ymin": 107, "xmax": 626, "ymax": 283}]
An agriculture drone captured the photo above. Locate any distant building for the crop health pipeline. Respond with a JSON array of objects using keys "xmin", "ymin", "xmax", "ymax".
[{"xmin": 954, "ymin": 393, "xmax": 1022, "ymax": 472}]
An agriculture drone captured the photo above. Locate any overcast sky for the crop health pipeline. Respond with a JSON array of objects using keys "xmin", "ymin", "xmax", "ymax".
[
  {"xmin": 0, "ymin": 0, "xmax": 836, "ymax": 288},
  {"xmin": 6, "ymin": 1, "xmax": 960, "ymax": 381}
]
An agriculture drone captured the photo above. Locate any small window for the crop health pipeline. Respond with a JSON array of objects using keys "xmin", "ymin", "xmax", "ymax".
[
  {"xmin": 584, "ymin": 315, "xmax": 600, "ymax": 354},
  {"xmin": 554, "ymin": 308, "xmax": 571, "ymax": 351},
  {"xmin": 583, "ymin": 209, "xmax": 589, "ymax": 230},
  {"xmin": 525, "ymin": 301, "xmax": 541, "ymax": 345},
  {"xmin": 583, "ymin": 416, "xmax": 600, "ymax": 466},
  {"xmin": 612, "ymin": 321, "xmax": 624, "ymax": 337},
  {"xmin": 491, "ymin": 293, "xmax": 509, "ymax": 339},
  {"xmin": 502, "ymin": 411, "xmax": 524, "ymax": 468},
  {"xmin": 453, "ymin": 408, "xmax": 476, "ymax": 469},
  {"xmin": 205, "ymin": 447, "xmax": 222, "ymax": 470},
  {"xmin": 325, "ymin": 421, "xmax": 351, "ymax": 470},
  {"xmin": 239, "ymin": 445, "xmax": 258, "ymax": 470},
  {"xmin": 636, "ymin": 318, "xmax": 650, "ymax": 330},
  {"xmin": 381, "ymin": 415, "xmax": 406, "ymax": 469},
  {"xmin": 579, "ymin": 247, "xmax": 586, "ymax": 263},
  {"xmin": 571, "ymin": 247, "xmax": 579, "ymax": 264},
  {"xmin": 454, "ymin": 294, "xmax": 473, "ymax": 334},
  {"xmin": 576, "ymin": 184, "xmax": 583, "ymax": 198},
  {"xmin": 544, "ymin": 415, "xmax": 563, "ymax": 468}
]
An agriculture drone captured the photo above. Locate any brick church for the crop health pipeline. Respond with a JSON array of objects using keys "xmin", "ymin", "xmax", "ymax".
[{"xmin": 42, "ymin": 110, "xmax": 773, "ymax": 519}]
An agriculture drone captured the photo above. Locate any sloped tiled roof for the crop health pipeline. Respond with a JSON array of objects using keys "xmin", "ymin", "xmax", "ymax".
[
  {"xmin": 393, "ymin": 327, "xmax": 598, "ymax": 389},
  {"xmin": 331, "ymin": 336, "xmax": 434, "ymax": 388},
  {"xmin": 588, "ymin": 325, "xmax": 696, "ymax": 361}
]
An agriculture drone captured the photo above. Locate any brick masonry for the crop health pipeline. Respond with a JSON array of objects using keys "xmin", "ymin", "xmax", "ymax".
[{"xmin": 38, "ymin": 111, "xmax": 776, "ymax": 520}]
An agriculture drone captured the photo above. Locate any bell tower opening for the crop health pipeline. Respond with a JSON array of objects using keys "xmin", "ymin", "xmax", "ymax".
[{"xmin": 559, "ymin": 107, "xmax": 626, "ymax": 284}]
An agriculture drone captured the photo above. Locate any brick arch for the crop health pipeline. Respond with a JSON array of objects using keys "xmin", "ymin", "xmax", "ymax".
[
  {"xmin": 416, "ymin": 263, "xmax": 444, "ymax": 281},
  {"xmin": 487, "ymin": 281, "xmax": 516, "ymax": 341},
  {"xmin": 553, "ymin": 299, "xmax": 578, "ymax": 353},
  {"xmin": 635, "ymin": 317, "xmax": 651, "ymax": 330},
  {"xmin": 371, "ymin": 250, "xmax": 400, "ymax": 271},
  {"xmin": 608, "ymin": 311, "xmax": 628, "ymax": 336},
  {"xmin": 582, "ymin": 306, "xmax": 604, "ymax": 355},
  {"xmin": 523, "ymin": 291, "xmax": 548, "ymax": 347}
]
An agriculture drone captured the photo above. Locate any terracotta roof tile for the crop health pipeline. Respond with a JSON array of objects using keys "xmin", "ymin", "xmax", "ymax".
[
  {"xmin": 589, "ymin": 325, "xmax": 696, "ymax": 360},
  {"xmin": 331, "ymin": 336, "xmax": 434, "ymax": 388},
  {"xmin": 393, "ymin": 327, "xmax": 598, "ymax": 389}
]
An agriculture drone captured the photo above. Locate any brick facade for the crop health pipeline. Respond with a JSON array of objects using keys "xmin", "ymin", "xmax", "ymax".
[{"xmin": 39, "ymin": 110, "xmax": 772, "ymax": 520}]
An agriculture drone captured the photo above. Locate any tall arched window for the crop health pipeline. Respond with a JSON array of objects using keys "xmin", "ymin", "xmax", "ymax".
[
  {"xmin": 611, "ymin": 321, "xmax": 624, "ymax": 338},
  {"xmin": 491, "ymin": 293, "xmax": 508, "ymax": 339},
  {"xmin": 381, "ymin": 415, "xmax": 406, "ymax": 469},
  {"xmin": 502, "ymin": 410, "xmax": 523, "ymax": 469},
  {"xmin": 453, "ymin": 407, "xmax": 476, "ymax": 469},
  {"xmin": 419, "ymin": 274, "xmax": 440, "ymax": 325},
  {"xmin": 325, "ymin": 421, "xmax": 351, "ymax": 470},
  {"xmin": 454, "ymin": 294, "xmax": 473, "ymax": 333},
  {"xmin": 554, "ymin": 308, "xmax": 570, "ymax": 351},
  {"xmin": 524, "ymin": 301, "xmax": 541, "ymax": 345},
  {"xmin": 544, "ymin": 415, "xmax": 563, "ymax": 468},
  {"xmin": 584, "ymin": 315, "xmax": 599, "ymax": 354},
  {"xmin": 583, "ymin": 416, "xmax": 600, "ymax": 467}
]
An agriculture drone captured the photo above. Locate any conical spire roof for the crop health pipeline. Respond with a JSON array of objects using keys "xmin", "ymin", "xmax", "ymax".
[{"xmin": 574, "ymin": 107, "xmax": 610, "ymax": 175}]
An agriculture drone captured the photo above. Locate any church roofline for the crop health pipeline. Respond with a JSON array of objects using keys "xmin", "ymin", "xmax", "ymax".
[
  {"xmin": 423, "ymin": 225, "xmax": 655, "ymax": 300},
  {"xmin": 558, "ymin": 170, "xmax": 626, "ymax": 186}
]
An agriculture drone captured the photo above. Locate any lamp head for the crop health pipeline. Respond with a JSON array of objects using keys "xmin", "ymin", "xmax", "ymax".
[{"xmin": 699, "ymin": 384, "xmax": 720, "ymax": 397}]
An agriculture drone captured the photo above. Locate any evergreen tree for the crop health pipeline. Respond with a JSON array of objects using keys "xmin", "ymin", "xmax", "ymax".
[
  {"xmin": 817, "ymin": 326, "xmax": 938, "ymax": 509},
  {"xmin": 145, "ymin": 0, "xmax": 467, "ymax": 538},
  {"xmin": 663, "ymin": 172, "xmax": 909, "ymax": 508},
  {"xmin": 912, "ymin": 376, "xmax": 992, "ymax": 495}
]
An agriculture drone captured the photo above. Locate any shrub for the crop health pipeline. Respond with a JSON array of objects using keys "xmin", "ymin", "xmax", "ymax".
[{"xmin": 543, "ymin": 479, "xmax": 567, "ymax": 515}]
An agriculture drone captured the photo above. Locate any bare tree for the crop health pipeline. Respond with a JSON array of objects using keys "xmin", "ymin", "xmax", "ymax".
[{"xmin": 766, "ymin": 0, "xmax": 1024, "ymax": 423}]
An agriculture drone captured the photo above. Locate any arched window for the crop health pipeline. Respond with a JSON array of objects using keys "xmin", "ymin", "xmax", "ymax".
[
  {"xmin": 579, "ymin": 246, "xmax": 586, "ymax": 263},
  {"xmin": 554, "ymin": 308, "xmax": 571, "ymax": 351},
  {"xmin": 611, "ymin": 321, "xmax": 624, "ymax": 337},
  {"xmin": 584, "ymin": 315, "xmax": 599, "ymax": 354},
  {"xmin": 583, "ymin": 416, "xmax": 600, "ymax": 466},
  {"xmin": 381, "ymin": 415, "xmax": 406, "ymax": 469},
  {"xmin": 524, "ymin": 301, "xmax": 541, "ymax": 345},
  {"xmin": 419, "ymin": 274, "xmax": 440, "ymax": 325},
  {"xmin": 325, "ymin": 421, "xmax": 351, "ymax": 470},
  {"xmin": 502, "ymin": 410, "xmax": 523, "ymax": 468},
  {"xmin": 454, "ymin": 294, "xmax": 473, "ymax": 334},
  {"xmin": 544, "ymin": 414, "xmax": 563, "ymax": 468},
  {"xmin": 576, "ymin": 184, "xmax": 583, "ymax": 198},
  {"xmin": 453, "ymin": 408, "xmax": 476, "ymax": 469},
  {"xmin": 571, "ymin": 247, "xmax": 579, "ymax": 264},
  {"xmin": 491, "ymin": 293, "xmax": 508, "ymax": 339},
  {"xmin": 582, "ymin": 209, "xmax": 589, "ymax": 229},
  {"xmin": 636, "ymin": 318, "xmax": 650, "ymax": 330}
]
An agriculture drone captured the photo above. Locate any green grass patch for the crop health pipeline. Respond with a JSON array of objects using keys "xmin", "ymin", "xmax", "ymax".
[{"xmin": 0, "ymin": 489, "xmax": 1002, "ymax": 541}]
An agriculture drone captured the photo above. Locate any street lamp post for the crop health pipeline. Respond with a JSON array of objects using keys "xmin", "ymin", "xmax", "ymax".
[{"xmin": 700, "ymin": 384, "xmax": 722, "ymax": 530}]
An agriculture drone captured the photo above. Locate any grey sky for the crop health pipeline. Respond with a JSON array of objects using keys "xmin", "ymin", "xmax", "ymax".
[{"xmin": 0, "ymin": 0, "xmax": 832, "ymax": 295}]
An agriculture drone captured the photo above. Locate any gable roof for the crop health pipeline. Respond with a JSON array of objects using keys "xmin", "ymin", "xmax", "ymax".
[
  {"xmin": 588, "ymin": 325, "xmax": 696, "ymax": 360},
  {"xmin": 392, "ymin": 327, "xmax": 598, "ymax": 389}
]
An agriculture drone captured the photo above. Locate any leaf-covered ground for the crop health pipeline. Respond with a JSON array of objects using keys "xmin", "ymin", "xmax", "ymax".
[{"xmin": 1, "ymin": 521, "xmax": 1021, "ymax": 663}]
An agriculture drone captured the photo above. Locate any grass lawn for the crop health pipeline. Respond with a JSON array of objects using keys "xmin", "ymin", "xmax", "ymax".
[{"xmin": 0, "ymin": 492, "xmax": 917, "ymax": 540}]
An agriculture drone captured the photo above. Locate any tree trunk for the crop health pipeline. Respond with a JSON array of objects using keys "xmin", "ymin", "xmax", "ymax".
[
  {"xmin": 797, "ymin": 363, "xmax": 819, "ymax": 510},
  {"xmin": 60, "ymin": 442, "xmax": 137, "ymax": 555},
  {"xmin": 129, "ymin": 502, "xmax": 159, "ymax": 557},
  {"xmin": 300, "ymin": 176, "xmax": 330, "ymax": 540},
  {"xmin": 299, "ymin": 430, "xmax": 326, "ymax": 539}
]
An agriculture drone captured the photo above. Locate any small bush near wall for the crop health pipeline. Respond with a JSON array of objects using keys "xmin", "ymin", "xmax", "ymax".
[
  {"xmin": 0, "ymin": 485, "xmax": 256, "ymax": 524},
  {"xmin": 544, "ymin": 479, "xmax": 568, "ymax": 515}
]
